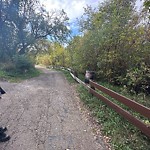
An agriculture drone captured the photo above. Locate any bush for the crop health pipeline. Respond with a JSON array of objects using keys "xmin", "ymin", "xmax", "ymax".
[
  {"xmin": 36, "ymin": 54, "xmax": 51, "ymax": 66},
  {"xmin": 125, "ymin": 63, "xmax": 150, "ymax": 94},
  {"xmin": 13, "ymin": 55, "xmax": 34, "ymax": 73},
  {"xmin": 97, "ymin": 53, "xmax": 127, "ymax": 85},
  {"xmin": 0, "ymin": 62, "xmax": 15, "ymax": 72}
]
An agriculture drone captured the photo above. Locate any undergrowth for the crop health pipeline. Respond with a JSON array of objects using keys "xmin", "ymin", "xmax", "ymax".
[{"xmin": 0, "ymin": 68, "xmax": 41, "ymax": 82}]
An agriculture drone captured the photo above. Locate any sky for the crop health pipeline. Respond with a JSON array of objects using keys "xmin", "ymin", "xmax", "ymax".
[{"xmin": 40, "ymin": 0, "xmax": 144, "ymax": 36}]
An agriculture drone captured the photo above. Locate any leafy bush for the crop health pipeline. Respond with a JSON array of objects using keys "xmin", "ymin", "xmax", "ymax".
[
  {"xmin": 125, "ymin": 63, "xmax": 150, "ymax": 94},
  {"xmin": 13, "ymin": 55, "xmax": 34, "ymax": 73},
  {"xmin": 0, "ymin": 62, "xmax": 15, "ymax": 72},
  {"xmin": 36, "ymin": 54, "xmax": 51, "ymax": 66},
  {"xmin": 97, "ymin": 52, "xmax": 127, "ymax": 85}
]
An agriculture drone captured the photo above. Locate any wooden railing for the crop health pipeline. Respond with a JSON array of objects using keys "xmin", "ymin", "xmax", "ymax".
[
  {"xmin": 89, "ymin": 80, "xmax": 150, "ymax": 138},
  {"xmin": 70, "ymin": 72, "xmax": 150, "ymax": 138}
]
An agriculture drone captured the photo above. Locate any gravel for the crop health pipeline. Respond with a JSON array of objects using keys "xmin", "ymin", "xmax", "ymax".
[{"xmin": 0, "ymin": 66, "xmax": 109, "ymax": 150}]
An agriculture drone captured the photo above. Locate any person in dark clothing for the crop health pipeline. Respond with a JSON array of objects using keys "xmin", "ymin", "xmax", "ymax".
[
  {"xmin": 84, "ymin": 70, "xmax": 91, "ymax": 84},
  {"xmin": 0, "ymin": 87, "xmax": 10, "ymax": 142},
  {"xmin": 84, "ymin": 70, "xmax": 96, "ymax": 94},
  {"xmin": 84, "ymin": 70, "xmax": 95, "ymax": 84}
]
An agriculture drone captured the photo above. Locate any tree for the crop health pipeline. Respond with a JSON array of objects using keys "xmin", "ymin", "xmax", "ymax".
[
  {"xmin": 75, "ymin": 0, "xmax": 136, "ymax": 76},
  {"xmin": 0, "ymin": 0, "xmax": 70, "ymax": 61},
  {"xmin": 35, "ymin": 42, "xmax": 67, "ymax": 67}
]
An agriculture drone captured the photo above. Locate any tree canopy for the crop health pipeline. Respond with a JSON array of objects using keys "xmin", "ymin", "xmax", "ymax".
[{"xmin": 0, "ymin": 0, "xmax": 70, "ymax": 61}]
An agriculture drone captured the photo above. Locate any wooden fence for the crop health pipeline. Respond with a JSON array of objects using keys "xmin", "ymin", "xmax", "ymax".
[{"xmin": 70, "ymin": 72, "xmax": 150, "ymax": 138}]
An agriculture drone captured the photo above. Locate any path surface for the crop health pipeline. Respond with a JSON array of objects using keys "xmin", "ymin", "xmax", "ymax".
[{"xmin": 0, "ymin": 67, "xmax": 107, "ymax": 150}]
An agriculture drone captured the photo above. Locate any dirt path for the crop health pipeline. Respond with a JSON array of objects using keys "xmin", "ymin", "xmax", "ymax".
[{"xmin": 0, "ymin": 67, "xmax": 108, "ymax": 150}]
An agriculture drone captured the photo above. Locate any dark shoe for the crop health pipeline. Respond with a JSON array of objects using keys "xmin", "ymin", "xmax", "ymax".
[
  {"xmin": 0, "ymin": 135, "xmax": 10, "ymax": 142},
  {"xmin": 0, "ymin": 133, "xmax": 10, "ymax": 142},
  {"xmin": 0, "ymin": 127, "xmax": 7, "ymax": 133},
  {"xmin": 0, "ymin": 87, "xmax": 6, "ymax": 94}
]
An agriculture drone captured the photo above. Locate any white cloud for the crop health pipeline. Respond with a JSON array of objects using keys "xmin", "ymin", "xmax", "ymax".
[
  {"xmin": 40, "ymin": 0, "xmax": 101, "ymax": 22},
  {"xmin": 136, "ymin": 0, "xmax": 144, "ymax": 11}
]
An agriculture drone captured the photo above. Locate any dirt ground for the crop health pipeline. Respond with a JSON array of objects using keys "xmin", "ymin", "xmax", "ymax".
[{"xmin": 0, "ymin": 66, "xmax": 109, "ymax": 150}]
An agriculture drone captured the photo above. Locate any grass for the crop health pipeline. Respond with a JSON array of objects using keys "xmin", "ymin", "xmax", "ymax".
[
  {"xmin": 58, "ymin": 69, "xmax": 76, "ymax": 84},
  {"xmin": 0, "ymin": 68, "xmax": 41, "ymax": 82},
  {"xmin": 78, "ymin": 85, "xmax": 150, "ymax": 150},
  {"xmin": 62, "ymin": 70, "xmax": 150, "ymax": 150}
]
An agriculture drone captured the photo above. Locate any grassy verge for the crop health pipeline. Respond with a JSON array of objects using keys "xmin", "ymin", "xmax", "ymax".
[
  {"xmin": 0, "ymin": 68, "xmax": 41, "ymax": 82},
  {"xmin": 59, "ymin": 69, "xmax": 76, "ymax": 84},
  {"xmin": 62, "ymin": 70, "xmax": 150, "ymax": 150}
]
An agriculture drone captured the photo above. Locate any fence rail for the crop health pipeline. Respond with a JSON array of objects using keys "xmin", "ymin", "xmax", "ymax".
[
  {"xmin": 89, "ymin": 82, "xmax": 150, "ymax": 138},
  {"xmin": 90, "ymin": 80, "xmax": 150, "ymax": 119},
  {"xmin": 69, "ymin": 71, "xmax": 150, "ymax": 138}
]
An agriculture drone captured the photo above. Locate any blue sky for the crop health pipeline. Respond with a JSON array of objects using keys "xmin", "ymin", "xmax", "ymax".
[{"xmin": 40, "ymin": 0, "xmax": 144, "ymax": 36}]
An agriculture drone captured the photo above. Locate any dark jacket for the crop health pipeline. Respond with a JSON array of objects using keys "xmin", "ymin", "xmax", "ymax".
[{"xmin": 0, "ymin": 87, "xmax": 6, "ymax": 94}]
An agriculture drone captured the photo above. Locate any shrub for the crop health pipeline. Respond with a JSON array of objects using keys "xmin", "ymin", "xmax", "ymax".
[
  {"xmin": 97, "ymin": 52, "xmax": 127, "ymax": 85},
  {"xmin": 13, "ymin": 55, "xmax": 34, "ymax": 73},
  {"xmin": 125, "ymin": 63, "xmax": 150, "ymax": 94},
  {"xmin": 36, "ymin": 54, "xmax": 51, "ymax": 66},
  {"xmin": 0, "ymin": 62, "xmax": 15, "ymax": 72}
]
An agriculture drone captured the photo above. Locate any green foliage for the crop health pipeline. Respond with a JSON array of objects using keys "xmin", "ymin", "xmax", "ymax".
[
  {"xmin": 35, "ymin": 42, "xmax": 68, "ymax": 67},
  {"xmin": 61, "ymin": 70, "xmax": 76, "ymax": 83},
  {"xmin": 125, "ymin": 63, "xmax": 150, "ymax": 94},
  {"xmin": 13, "ymin": 55, "xmax": 34, "ymax": 73},
  {"xmin": 36, "ymin": 54, "xmax": 51, "ymax": 66},
  {"xmin": 97, "ymin": 51, "xmax": 127, "ymax": 84},
  {"xmin": 144, "ymin": 0, "xmax": 150, "ymax": 14},
  {"xmin": 0, "ymin": 62, "xmax": 15, "ymax": 73},
  {"xmin": 66, "ymin": 36, "xmax": 85, "ymax": 72},
  {"xmin": 0, "ymin": 64, "xmax": 41, "ymax": 82}
]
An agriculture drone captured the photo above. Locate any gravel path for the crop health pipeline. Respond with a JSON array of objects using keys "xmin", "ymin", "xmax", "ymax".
[{"xmin": 0, "ymin": 67, "xmax": 108, "ymax": 150}]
